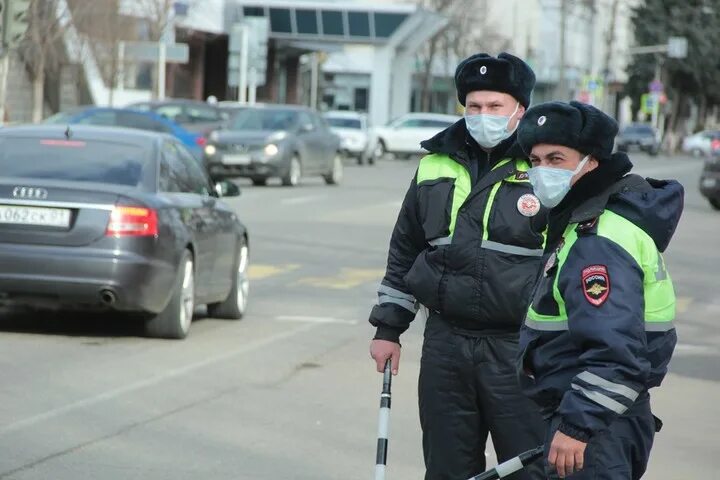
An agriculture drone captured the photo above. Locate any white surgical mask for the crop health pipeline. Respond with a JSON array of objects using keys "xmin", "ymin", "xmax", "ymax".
[
  {"xmin": 465, "ymin": 102, "xmax": 519, "ymax": 149},
  {"xmin": 528, "ymin": 156, "xmax": 590, "ymax": 208}
]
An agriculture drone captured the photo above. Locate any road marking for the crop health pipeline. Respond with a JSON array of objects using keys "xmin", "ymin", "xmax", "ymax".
[
  {"xmin": 275, "ymin": 315, "xmax": 357, "ymax": 325},
  {"xmin": 248, "ymin": 264, "xmax": 300, "ymax": 280},
  {"xmin": 0, "ymin": 322, "xmax": 319, "ymax": 437},
  {"xmin": 676, "ymin": 296, "xmax": 692, "ymax": 314},
  {"xmin": 280, "ymin": 195, "xmax": 327, "ymax": 205},
  {"xmin": 295, "ymin": 268, "xmax": 385, "ymax": 289}
]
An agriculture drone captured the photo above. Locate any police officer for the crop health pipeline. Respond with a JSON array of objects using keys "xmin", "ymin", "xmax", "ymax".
[
  {"xmin": 515, "ymin": 101, "xmax": 683, "ymax": 479},
  {"xmin": 369, "ymin": 52, "xmax": 546, "ymax": 480}
]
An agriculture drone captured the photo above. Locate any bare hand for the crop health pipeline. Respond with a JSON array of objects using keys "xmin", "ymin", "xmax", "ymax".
[
  {"xmin": 369, "ymin": 339, "xmax": 400, "ymax": 375},
  {"xmin": 548, "ymin": 431, "xmax": 587, "ymax": 478}
]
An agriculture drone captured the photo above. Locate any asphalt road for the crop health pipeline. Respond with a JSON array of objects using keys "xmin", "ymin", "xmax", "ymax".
[{"xmin": 0, "ymin": 151, "xmax": 717, "ymax": 479}]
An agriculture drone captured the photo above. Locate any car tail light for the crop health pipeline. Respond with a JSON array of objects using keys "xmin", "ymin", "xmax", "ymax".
[
  {"xmin": 195, "ymin": 136, "xmax": 207, "ymax": 147},
  {"xmin": 106, "ymin": 206, "xmax": 158, "ymax": 237}
]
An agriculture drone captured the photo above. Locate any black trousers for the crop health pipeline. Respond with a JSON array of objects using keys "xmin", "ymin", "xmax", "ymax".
[
  {"xmin": 542, "ymin": 394, "xmax": 655, "ymax": 480},
  {"xmin": 419, "ymin": 315, "xmax": 545, "ymax": 480}
]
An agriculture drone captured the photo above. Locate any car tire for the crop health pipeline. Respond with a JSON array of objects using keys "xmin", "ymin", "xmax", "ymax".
[
  {"xmin": 251, "ymin": 177, "xmax": 268, "ymax": 186},
  {"xmin": 144, "ymin": 250, "xmax": 194, "ymax": 340},
  {"xmin": 324, "ymin": 153, "xmax": 344, "ymax": 185},
  {"xmin": 692, "ymin": 148, "xmax": 703, "ymax": 157},
  {"xmin": 282, "ymin": 155, "xmax": 302, "ymax": 187},
  {"xmin": 649, "ymin": 147, "xmax": 659, "ymax": 156},
  {"xmin": 710, "ymin": 198, "xmax": 720, "ymax": 211},
  {"xmin": 208, "ymin": 237, "xmax": 249, "ymax": 319}
]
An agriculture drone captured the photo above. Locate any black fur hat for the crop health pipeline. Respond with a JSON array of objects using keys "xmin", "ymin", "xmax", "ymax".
[
  {"xmin": 454, "ymin": 52, "xmax": 536, "ymax": 107},
  {"xmin": 517, "ymin": 101, "xmax": 619, "ymax": 161}
]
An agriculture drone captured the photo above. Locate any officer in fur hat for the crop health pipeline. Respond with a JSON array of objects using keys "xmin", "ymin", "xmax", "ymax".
[
  {"xmin": 368, "ymin": 52, "xmax": 546, "ymax": 480},
  {"xmin": 516, "ymin": 101, "xmax": 683, "ymax": 478}
]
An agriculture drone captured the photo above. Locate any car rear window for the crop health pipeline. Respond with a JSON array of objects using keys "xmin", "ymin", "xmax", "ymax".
[
  {"xmin": 0, "ymin": 137, "xmax": 149, "ymax": 186},
  {"xmin": 325, "ymin": 117, "xmax": 362, "ymax": 129},
  {"xmin": 229, "ymin": 109, "xmax": 299, "ymax": 131},
  {"xmin": 623, "ymin": 125, "xmax": 654, "ymax": 135}
]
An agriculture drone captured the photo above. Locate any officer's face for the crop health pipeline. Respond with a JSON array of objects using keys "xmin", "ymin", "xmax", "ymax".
[
  {"xmin": 465, "ymin": 91, "xmax": 525, "ymax": 129},
  {"xmin": 528, "ymin": 144, "xmax": 599, "ymax": 185}
]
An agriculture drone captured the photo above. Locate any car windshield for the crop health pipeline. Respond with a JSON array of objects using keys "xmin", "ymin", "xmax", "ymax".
[
  {"xmin": 229, "ymin": 109, "xmax": 299, "ymax": 131},
  {"xmin": 623, "ymin": 125, "xmax": 654, "ymax": 135},
  {"xmin": 43, "ymin": 111, "xmax": 81, "ymax": 124},
  {"xmin": 0, "ymin": 137, "xmax": 149, "ymax": 186},
  {"xmin": 325, "ymin": 117, "xmax": 362, "ymax": 129}
]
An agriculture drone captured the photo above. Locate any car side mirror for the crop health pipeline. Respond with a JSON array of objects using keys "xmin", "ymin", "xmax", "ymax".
[
  {"xmin": 300, "ymin": 123, "xmax": 314, "ymax": 133},
  {"xmin": 215, "ymin": 180, "xmax": 241, "ymax": 198}
]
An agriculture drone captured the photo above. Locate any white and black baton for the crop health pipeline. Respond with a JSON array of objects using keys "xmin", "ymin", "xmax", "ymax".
[
  {"xmin": 466, "ymin": 445, "xmax": 545, "ymax": 480},
  {"xmin": 374, "ymin": 359, "xmax": 392, "ymax": 480}
]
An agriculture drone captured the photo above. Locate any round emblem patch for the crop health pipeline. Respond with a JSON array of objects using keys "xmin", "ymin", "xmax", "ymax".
[
  {"xmin": 537, "ymin": 115, "xmax": 547, "ymax": 126},
  {"xmin": 517, "ymin": 193, "xmax": 541, "ymax": 217},
  {"xmin": 480, "ymin": 65, "xmax": 487, "ymax": 75}
]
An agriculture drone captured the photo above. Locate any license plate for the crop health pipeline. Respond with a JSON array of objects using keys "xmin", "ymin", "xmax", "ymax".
[
  {"xmin": 0, "ymin": 205, "xmax": 71, "ymax": 228},
  {"xmin": 222, "ymin": 154, "xmax": 251, "ymax": 165},
  {"xmin": 702, "ymin": 177, "xmax": 717, "ymax": 188}
]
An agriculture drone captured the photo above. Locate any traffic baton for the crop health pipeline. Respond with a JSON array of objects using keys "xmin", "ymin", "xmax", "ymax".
[
  {"xmin": 466, "ymin": 445, "xmax": 545, "ymax": 480},
  {"xmin": 374, "ymin": 359, "xmax": 392, "ymax": 480}
]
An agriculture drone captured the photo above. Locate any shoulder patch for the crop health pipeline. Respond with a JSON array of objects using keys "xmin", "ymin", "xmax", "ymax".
[
  {"xmin": 517, "ymin": 193, "xmax": 541, "ymax": 217},
  {"xmin": 582, "ymin": 265, "xmax": 610, "ymax": 306}
]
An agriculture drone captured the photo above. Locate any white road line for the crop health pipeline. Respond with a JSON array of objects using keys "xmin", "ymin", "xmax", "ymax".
[
  {"xmin": 280, "ymin": 195, "xmax": 327, "ymax": 205},
  {"xmin": 275, "ymin": 315, "xmax": 358, "ymax": 325},
  {"xmin": 0, "ymin": 322, "xmax": 319, "ymax": 437}
]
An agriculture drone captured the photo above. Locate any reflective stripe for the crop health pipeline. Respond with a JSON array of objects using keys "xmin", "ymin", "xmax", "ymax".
[
  {"xmin": 576, "ymin": 371, "xmax": 639, "ymax": 402},
  {"xmin": 655, "ymin": 253, "xmax": 668, "ymax": 281},
  {"xmin": 482, "ymin": 240, "xmax": 544, "ymax": 257},
  {"xmin": 571, "ymin": 383, "xmax": 628, "ymax": 414},
  {"xmin": 645, "ymin": 321, "xmax": 675, "ymax": 332},
  {"xmin": 378, "ymin": 295, "xmax": 417, "ymax": 313},
  {"xmin": 428, "ymin": 236, "xmax": 452, "ymax": 246},
  {"xmin": 524, "ymin": 318, "xmax": 569, "ymax": 331},
  {"xmin": 377, "ymin": 284, "xmax": 415, "ymax": 302}
]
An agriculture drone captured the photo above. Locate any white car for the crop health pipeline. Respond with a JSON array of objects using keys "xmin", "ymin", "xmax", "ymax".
[
  {"xmin": 323, "ymin": 111, "xmax": 370, "ymax": 164},
  {"xmin": 369, "ymin": 113, "xmax": 460, "ymax": 161},
  {"xmin": 682, "ymin": 130, "xmax": 720, "ymax": 157}
]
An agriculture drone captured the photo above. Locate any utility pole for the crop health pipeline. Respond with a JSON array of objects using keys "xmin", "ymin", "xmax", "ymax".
[
  {"xmin": 556, "ymin": 0, "xmax": 568, "ymax": 100},
  {"xmin": 602, "ymin": 0, "xmax": 619, "ymax": 114},
  {"xmin": 0, "ymin": 0, "xmax": 31, "ymax": 123}
]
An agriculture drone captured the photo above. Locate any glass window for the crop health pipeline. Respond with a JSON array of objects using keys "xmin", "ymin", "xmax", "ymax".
[
  {"xmin": 162, "ymin": 141, "xmax": 194, "ymax": 193},
  {"xmin": 229, "ymin": 109, "xmax": 299, "ymax": 131},
  {"xmin": 43, "ymin": 110, "xmax": 83, "ymax": 124},
  {"xmin": 296, "ymin": 9, "xmax": 318, "ymax": 34},
  {"xmin": 185, "ymin": 105, "xmax": 221, "ymax": 123},
  {"xmin": 325, "ymin": 117, "xmax": 362, "ymax": 129},
  {"xmin": 0, "ymin": 137, "xmax": 148, "ymax": 186},
  {"xmin": 117, "ymin": 112, "xmax": 172, "ymax": 133},
  {"xmin": 243, "ymin": 7, "xmax": 264, "ymax": 17},
  {"xmin": 176, "ymin": 143, "xmax": 212, "ymax": 195},
  {"xmin": 154, "ymin": 105, "xmax": 184, "ymax": 122},
  {"xmin": 374, "ymin": 13, "xmax": 406, "ymax": 37},
  {"xmin": 396, "ymin": 118, "xmax": 423, "ymax": 128},
  {"xmin": 77, "ymin": 111, "xmax": 118, "ymax": 126},
  {"xmin": 297, "ymin": 112, "xmax": 315, "ymax": 131},
  {"xmin": 269, "ymin": 8, "xmax": 292, "ymax": 33},
  {"xmin": 418, "ymin": 119, "xmax": 455, "ymax": 128},
  {"xmin": 321, "ymin": 10, "xmax": 343, "ymax": 36},
  {"xmin": 348, "ymin": 12, "xmax": 370, "ymax": 37}
]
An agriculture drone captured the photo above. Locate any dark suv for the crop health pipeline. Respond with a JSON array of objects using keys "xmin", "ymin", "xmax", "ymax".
[
  {"xmin": 616, "ymin": 123, "xmax": 661, "ymax": 156},
  {"xmin": 700, "ymin": 154, "xmax": 720, "ymax": 210}
]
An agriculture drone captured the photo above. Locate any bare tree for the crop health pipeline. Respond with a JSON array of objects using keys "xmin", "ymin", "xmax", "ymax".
[{"xmin": 415, "ymin": 0, "xmax": 512, "ymax": 112}]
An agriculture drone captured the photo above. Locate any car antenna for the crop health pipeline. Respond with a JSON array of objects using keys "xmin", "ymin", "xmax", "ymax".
[{"xmin": 64, "ymin": 125, "xmax": 73, "ymax": 139}]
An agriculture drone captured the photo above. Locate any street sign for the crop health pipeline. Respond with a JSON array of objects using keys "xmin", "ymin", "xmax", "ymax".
[
  {"xmin": 122, "ymin": 41, "xmax": 189, "ymax": 63},
  {"xmin": 667, "ymin": 36, "xmax": 688, "ymax": 58},
  {"xmin": 228, "ymin": 17, "xmax": 269, "ymax": 87},
  {"xmin": 641, "ymin": 93, "xmax": 659, "ymax": 114},
  {"xmin": 649, "ymin": 80, "xmax": 664, "ymax": 93}
]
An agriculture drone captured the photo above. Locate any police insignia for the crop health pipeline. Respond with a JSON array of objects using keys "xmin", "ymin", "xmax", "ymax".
[
  {"xmin": 517, "ymin": 193, "xmax": 540, "ymax": 217},
  {"xmin": 515, "ymin": 171, "xmax": 529, "ymax": 180},
  {"xmin": 582, "ymin": 265, "xmax": 610, "ymax": 306}
]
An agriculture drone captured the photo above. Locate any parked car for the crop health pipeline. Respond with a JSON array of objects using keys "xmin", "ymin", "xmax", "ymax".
[
  {"xmin": 368, "ymin": 112, "xmax": 460, "ymax": 161},
  {"xmin": 204, "ymin": 105, "xmax": 343, "ymax": 187},
  {"xmin": 615, "ymin": 123, "xmax": 660, "ymax": 156},
  {"xmin": 0, "ymin": 125, "xmax": 249, "ymax": 339},
  {"xmin": 323, "ymin": 111, "xmax": 370, "ymax": 164},
  {"xmin": 44, "ymin": 107, "xmax": 207, "ymax": 159},
  {"xmin": 128, "ymin": 99, "xmax": 229, "ymax": 135},
  {"xmin": 681, "ymin": 130, "xmax": 720, "ymax": 157},
  {"xmin": 699, "ymin": 153, "xmax": 720, "ymax": 210}
]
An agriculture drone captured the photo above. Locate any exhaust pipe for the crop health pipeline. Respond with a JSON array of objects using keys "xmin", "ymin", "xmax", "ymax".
[{"xmin": 99, "ymin": 289, "xmax": 117, "ymax": 306}]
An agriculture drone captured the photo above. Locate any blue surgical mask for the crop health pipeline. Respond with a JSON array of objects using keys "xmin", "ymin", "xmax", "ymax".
[
  {"xmin": 465, "ymin": 103, "xmax": 520, "ymax": 149},
  {"xmin": 528, "ymin": 156, "xmax": 589, "ymax": 208}
]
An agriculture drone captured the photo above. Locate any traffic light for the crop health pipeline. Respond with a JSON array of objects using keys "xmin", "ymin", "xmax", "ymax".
[{"xmin": 2, "ymin": 0, "xmax": 30, "ymax": 48}]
